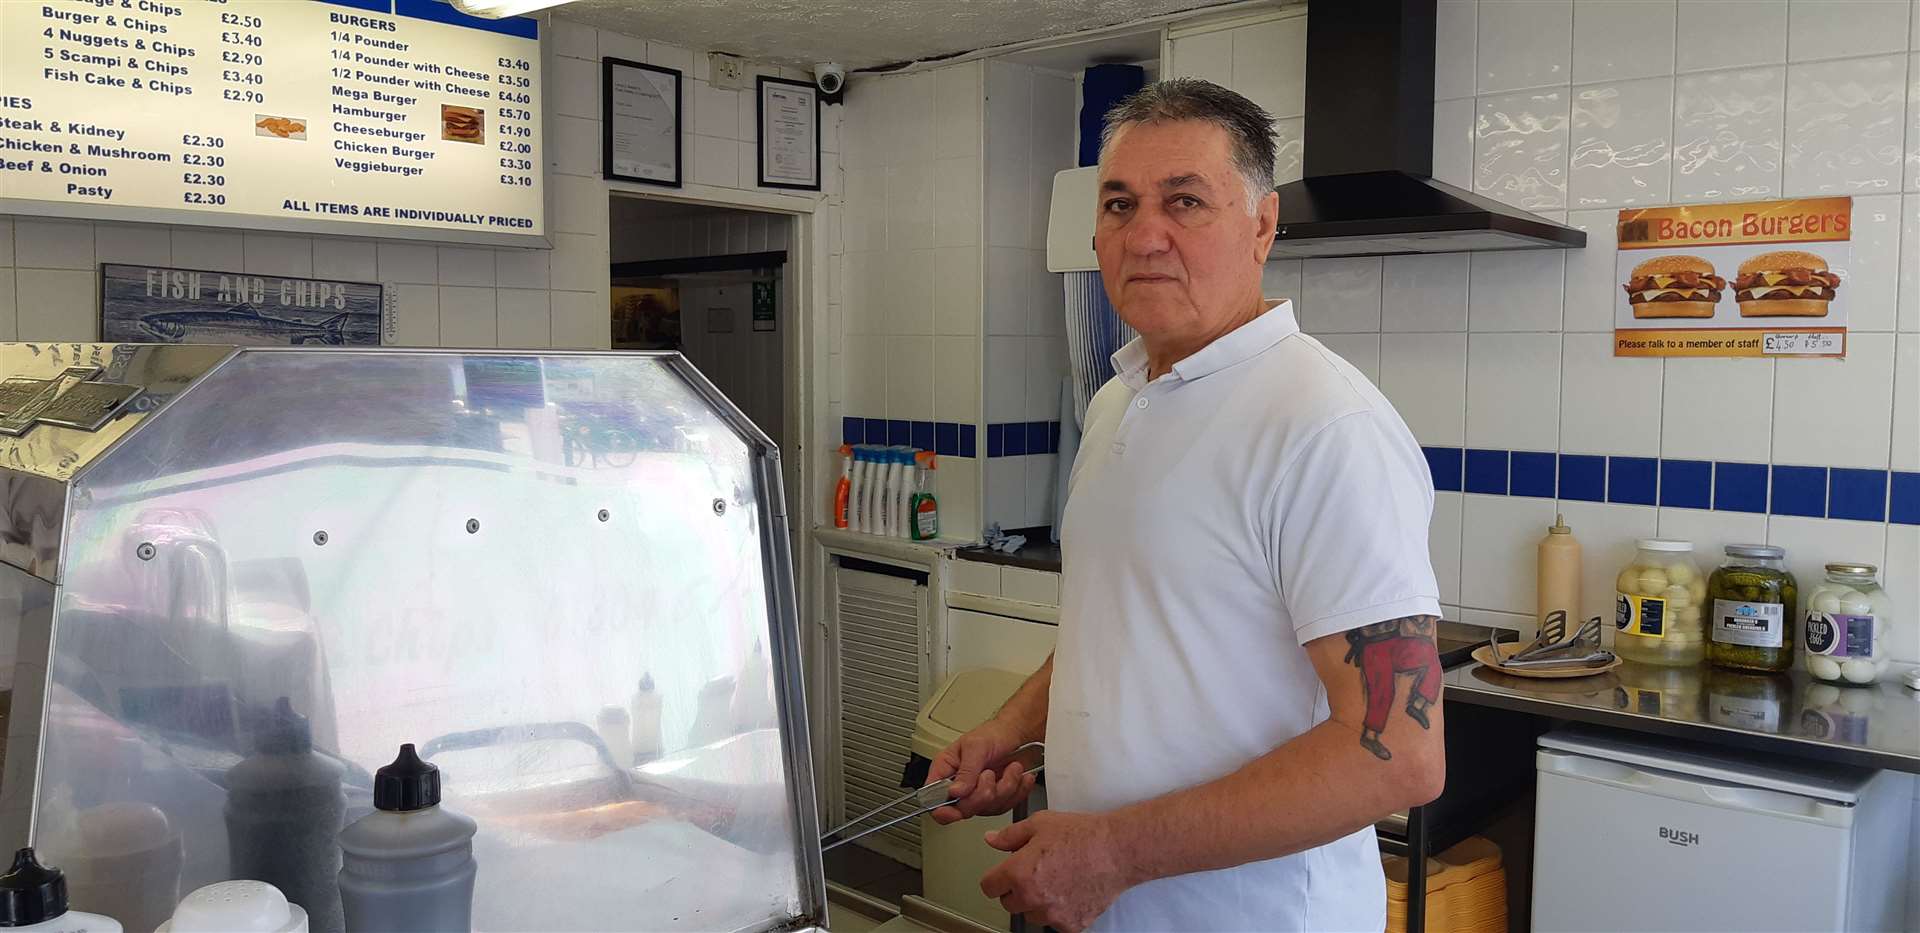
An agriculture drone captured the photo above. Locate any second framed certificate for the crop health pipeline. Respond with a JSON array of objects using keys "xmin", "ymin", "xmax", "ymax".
[{"xmin": 604, "ymin": 58, "xmax": 682, "ymax": 187}]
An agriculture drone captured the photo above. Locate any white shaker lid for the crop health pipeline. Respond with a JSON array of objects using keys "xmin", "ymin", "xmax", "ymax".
[{"xmin": 157, "ymin": 881, "xmax": 308, "ymax": 933}]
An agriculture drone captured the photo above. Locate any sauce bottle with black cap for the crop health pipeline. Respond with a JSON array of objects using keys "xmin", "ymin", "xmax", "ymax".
[
  {"xmin": 336, "ymin": 745, "xmax": 476, "ymax": 933},
  {"xmin": 0, "ymin": 847, "xmax": 121, "ymax": 932}
]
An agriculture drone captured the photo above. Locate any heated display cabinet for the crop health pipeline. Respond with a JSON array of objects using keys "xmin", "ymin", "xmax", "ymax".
[{"xmin": 0, "ymin": 344, "xmax": 823, "ymax": 933}]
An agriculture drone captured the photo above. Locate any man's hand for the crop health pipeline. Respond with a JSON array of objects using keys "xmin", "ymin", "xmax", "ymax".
[
  {"xmin": 980, "ymin": 810, "xmax": 1134, "ymax": 932},
  {"xmin": 923, "ymin": 717, "xmax": 1038, "ymax": 825}
]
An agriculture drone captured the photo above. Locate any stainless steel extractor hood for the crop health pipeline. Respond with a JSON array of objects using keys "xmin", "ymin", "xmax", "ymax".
[{"xmin": 1269, "ymin": 0, "xmax": 1585, "ymax": 259}]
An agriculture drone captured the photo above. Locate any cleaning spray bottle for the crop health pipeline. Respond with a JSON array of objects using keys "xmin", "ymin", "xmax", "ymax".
[
  {"xmin": 889, "ymin": 448, "xmax": 912, "ymax": 538},
  {"xmin": 910, "ymin": 451, "xmax": 940, "ymax": 541},
  {"xmin": 832, "ymin": 445, "xmax": 852, "ymax": 529}
]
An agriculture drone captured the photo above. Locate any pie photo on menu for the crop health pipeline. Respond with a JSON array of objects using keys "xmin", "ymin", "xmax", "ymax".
[
  {"xmin": 1621, "ymin": 254, "xmax": 1723, "ymax": 319},
  {"xmin": 1730, "ymin": 250, "xmax": 1839, "ymax": 318},
  {"xmin": 442, "ymin": 105, "xmax": 484, "ymax": 144},
  {"xmin": 255, "ymin": 115, "xmax": 308, "ymax": 140}
]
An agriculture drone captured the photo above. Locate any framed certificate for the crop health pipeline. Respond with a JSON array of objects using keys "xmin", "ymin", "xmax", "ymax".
[
  {"xmin": 756, "ymin": 76, "xmax": 821, "ymax": 191},
  {"xmin": 604, "ymin": 58, "xmax": 681, "ymax": 187}
]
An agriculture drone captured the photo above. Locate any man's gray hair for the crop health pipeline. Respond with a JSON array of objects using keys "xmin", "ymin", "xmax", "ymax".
[{"xmin": 1098, "ymin": 78, "xmax": 1277, "ymax": 211}]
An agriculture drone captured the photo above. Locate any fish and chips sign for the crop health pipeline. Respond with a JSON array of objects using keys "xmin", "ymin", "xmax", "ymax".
[{"xmin": 100, "ymin": 263, "xmax": 390, "ymax": 347}]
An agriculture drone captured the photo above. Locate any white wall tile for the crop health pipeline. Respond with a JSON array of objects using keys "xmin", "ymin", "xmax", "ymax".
[
  {"xmin": 1170, "ymin": 28, "xmax": 1233, "ymax": 86},
  {"xmin": 1784, "ymin": 54, "xmax": 1906, "ymax": 196},
  {"xmin": 887, "ymin": 335, "xmax": 935, "ymax": 421},
  {"xmin": 1383, "ymin": 254, "xmax": 1470, "ymax": 331},
  {"xmin": 0, "ymin": 217, "xmax": 12, "ymax": 265},
  {"xmin": 1556, "ymin": 500, "xmax": 1659, "ymax": 628},
  {"xmin": 1232, "ymin": 16, "xmax": 1308, "ymax": 119},
  {"xmin": 691, "ymin": 134, "xmax": 741, "ymax": 188},
  {"xmin": 1672, "ymin": 66, "xmax": 1787, "ymax": 203},
  {"xmin": 1562, "ymin": 209, "xmax": 1621, "ymax": 331},
  {"xmin": 0, "ymin": 270, "xmax": 14, "ymax": 340},
  {"xmin": 551, "ymin": 115, "xmax": 599, "ymax": 177},
  {"xmin": 692, "ymin": 79, "xmax": 740, "ymax": 141},
  {"xmin": 436, "ymin": 247, "xmax": 495, "ymax": 286},
  {"xmin": 886, "ymin": 162, "xmax": 936, "ymax": 249},
  {"xmin": 1773, "ymin": 332, "xmax": 1896, "ymax": 467},
  {"xmin": 1263, "ymin": 259, "xmax": 1304, "ymax": 303},
  {"xmin": 497, "ymin": 288, "xmax": 552, "ymax": 348},
  {"xmin": 1901, "ymin": 194, "xmax": 1919, "ymax": 330},
  {"xmin": 551, "ymin": 55, "xmax": 599, "ymax": 121},
  {"xmin": 1317, "ymin": 333, "xmax": 1381, "ymax": 383},
  {"xmin": 1430, "ymin": 491, "xmax": 1465, "ymax": 606},
  {"xmin": 935, "ymin": 157, "xmax": 981, "ymax": 248},
  {"xmin": 1561, "ymin": 332, "xmax": 1663, "ymax": 455},
  {"xmin": 1909, "ymin": 51, "xmax": 1920, "ymax": 192},
  {"xmin": 87, "ymin": 223, "xmax": 166, "ymax": 267},
  {"xmin": 1787, "ymin": 0, "xmax": 1912, "ymax": 61},
  {"xmin": 646, "ymin": 40, "xmax": 694, "ymax": 76},
  {"xmin": 242, "ymin": 234, "xmax": 312, "ymax": 277},
  {"xmin": 550, "ymin": 16, "xmax": 595, "ymax": 60},
  {"xmin": 1436, "ymin": 0, "xmax": 1479, "ymax": 100},
  {"xmin": 552, "ymin": 174, "xmax": 609, "ymax": 236},
  {"xmin": 984, "ymin": 335, "xmax": 1025, "ymax": 422},
  {"xmin": 1569, "ymin": 77, "xmax": 1674, "ymax": 207},
  {"xmin": 1477, "ymin": 89, "xmax": 1572, "ymax": 210},
  {"xmin": 549, "ymin": 290, "xmax": 607, "ymax": 349},
  {"xmin": 1679, "ymin": 0, "xmax": 1788, "ymax": 72},
  {"xmin": 845, "ymin": 334, "xmax": 886, "ymax": 414},
  {"xmin": 312, "ymin": 239, "xmax": 376, "ymax": 281},
  {"xmin": 936, "ymin": 64, "xmax": 983, "ymax": 158},
  {"xmin": 550, "ymin": 232, "xmax": 607, "ymax": 292},
  {"xmin": 895, "ymin": 71, "xmax": 939, "ymax": 169},
  {"xmin": 376, "ymin": 242, "xmax": 437, "ymax": 284},
  {"xmin": 940, "ymin": 456, "xmax": 981, "ymax": 541},
  {"xmin": 388, "ymin": 282, "xmax": 439, "ymax": 346},
  {"xmin": 1024, "ymin": 454, "xmax": 1057, "ymax": 527},
  {"xmin": 1381, "ymin": 333, "xmax": 1470, "ymax": 447},
  {"xmin": 1467, "ymin": 332, "xmax": 1563, "ymax": 449},
  {"xmin": 1573, "ymin": 0, "xmax": 1677, "ymax": 84},
  {"xmin": 14, "ymin": 220, "xmax": 93, "ymax": 270},
  {"xmin": 935, "ymin": 246, "xmax": 981, "ymax": 337},
  {"xmin": 844, "ymin": 169, "xmax": 884, "ymax": 253},
  {"xmin": 985, "ymin": 458, "xmax": 1026, "ymax": 531},
  {"xmin": 1024, "ymin": 337, "xmax": 1067, "ymax": 420},
  {"xmin": 984, "ymin": 246, "xmax": 1035, "ymax": 336},
  {"xmin": 985, "ymin": 64, "xmax": 1033, "ymax": 250},
  {"xmin": 1469, "ymin": 249, "xmax": 1566, "ymax": 330},
  {"xmin": 596, "ymin": 26, "xmax": 646, "ymax": 64},
  {"xmin": 1478, "ymin": 0, "xmax": 1575, "ymax": 93},
  {"xmin": 1433, "ymin": 98, "xmax": 1478, "ymax": 189},
  {"xmin": 935, "ymin": 335, "xmax": 981, "ymax": 424},
  {"xmin": 1848, "ymin": 194, "xmax": 1903, "ymax": 331},
  {"xmin": 1892, "ymin": 332, "xmax": 1918, "ymax": 469},
  {"xmin": 438, "ymin": 286, "xmax": 497, "ymax": 347},
  {"xmin": 884, "ymin": 248, "xmax": 936, "ymax": 336},
  {"xmin": 1299, "ymin": 257, "xmax": 1384, "ymax": 333},
  {"xmin": 13, "ymin": 269, "xmax": 94, "ymax": 341},
  {"xmin": 1461, "ymin": 493, "xmax": 1560, "ymax": 612},
  {"xmin": 170, "ymin": 227, "xmax": 243, "ymax": 271},
  {"xmin": 842, "ymin": 251, "xmax": 876, "ymax": 336},
  {"xmin": 1767, "ymin": 516, "xmax": 1888, "ymax": 607},
  {"xmin": 1662, "ymin": 357, "xmax": 1774, "ymax": 460},
  {"xmin": 495, "ymin": 247, "xmax": 550, "ymax": 290},
  {"xmin": 1656, "ymin": 507, "xmax": 1768, "ymax": 567}
]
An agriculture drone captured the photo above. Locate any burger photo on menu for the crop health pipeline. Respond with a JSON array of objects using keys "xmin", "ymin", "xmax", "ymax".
[
  {"xmin": 1621, "ymin": 255, "xmax": 1724, "ymax": 319},
  {"xmin": 442, "ymin": 105, "xmax": 485, "ymax": 145},
  {"xmin": 1731, "ymin": 250, "xmax": 1840, "ymax": 317}
]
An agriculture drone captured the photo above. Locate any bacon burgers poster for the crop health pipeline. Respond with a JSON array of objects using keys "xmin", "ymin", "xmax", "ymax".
[{"xmin": 1614, "ymin": 197, "xmax": 1851, "ymax": 358}]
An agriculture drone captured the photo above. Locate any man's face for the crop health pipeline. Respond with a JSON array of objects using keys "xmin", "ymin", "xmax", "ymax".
[{"xmin": 1094, "ymin": 120, "xmax": 1278, "ymax": 339}]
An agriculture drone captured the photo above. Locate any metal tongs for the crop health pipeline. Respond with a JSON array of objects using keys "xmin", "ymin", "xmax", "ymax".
[
  {"xmin": 820, "ymin": 741, "xmax": 1044, "ymax": 852},
  {"xmin": 1492, "ymin": 611, "xmax": 1615, "ymax": 669}
]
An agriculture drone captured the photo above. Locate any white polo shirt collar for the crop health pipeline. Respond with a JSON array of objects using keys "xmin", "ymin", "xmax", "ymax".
[{"xmin": 1110, "ymin": 299, "xmax": 1298, "ymax": 390}]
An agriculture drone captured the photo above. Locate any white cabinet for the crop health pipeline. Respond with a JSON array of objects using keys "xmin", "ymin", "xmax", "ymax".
[{"xmin": 946, "ymin": 607, "xmax": 1056, "ymax": 675}]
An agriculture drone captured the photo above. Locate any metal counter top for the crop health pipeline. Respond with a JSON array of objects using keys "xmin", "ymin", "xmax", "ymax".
[{"xmin": 1445, "ymin": 661, "xmax": 1920, "ymax": 775}]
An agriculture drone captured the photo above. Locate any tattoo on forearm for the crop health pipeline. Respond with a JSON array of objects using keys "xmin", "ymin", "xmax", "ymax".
[{"xmin": 1341, "ymin": 615, "xmax": 1441, "ymax": 761}]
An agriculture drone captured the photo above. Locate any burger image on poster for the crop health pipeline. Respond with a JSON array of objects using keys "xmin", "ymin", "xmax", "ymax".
[
  {"xmin": 1621, "ymin": 255, "xmax": 1724, "ymax": 319},
  {"xmin": 1731, "ymin": 250, "xmax": 1840, "ymax": 318}
]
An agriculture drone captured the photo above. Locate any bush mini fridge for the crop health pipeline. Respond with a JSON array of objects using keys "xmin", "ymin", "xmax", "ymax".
[{"xmin": 1532, "ymin": 726, "xmax": 1912, "ymax": 932}]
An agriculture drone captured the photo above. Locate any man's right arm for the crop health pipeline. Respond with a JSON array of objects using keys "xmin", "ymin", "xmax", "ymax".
[{"xmin": 925, "ymin": 653, "xmax": 1053, "ymax": 824}]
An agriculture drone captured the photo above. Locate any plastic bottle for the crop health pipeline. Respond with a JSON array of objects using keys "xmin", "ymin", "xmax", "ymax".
[
  {"xmin": 846, "ymin": 447, "xmax": 866, "ymax": 532},
  {"xmin": 225, "ymin": 698, "xmax": 345, "ymax": 933},
  {"xmin": 910, "ymin": 451, "xmax": 940, "ymax": 541},
  {"xmin": 628, "ymin": 673, "xmax": 664, "ymax": 763},
  {"xmin": 888, "ymin": 448, "xmax": 911, "ymax": 538},
  {"xmin": 832, "ymin": 444, "xmax": 852, "ymax": 529},
  {"xmin": 0, "ymin": 847, "xmax": 123, "ymax": 933},
  {"xmin": 595, "ymin": 705, "xmax": 633, "ymax": 770},
  {"xmin": 336, "ymin": 745, "xmax": 476, "ymax": 933},
  {"xmin": 860, "ymin": 446, "xmax": 883, "ymax": 535},
  {"xmin": 39, "ymin": 789, "xmax": 179, "ymax": 933},
  {"xmin": 157, "ymin": 881, "xmax": 308, "ymax": 933},
  {"xmin": 1536, "ymin": 513, "xmax": 1581, "ymax": 628}
]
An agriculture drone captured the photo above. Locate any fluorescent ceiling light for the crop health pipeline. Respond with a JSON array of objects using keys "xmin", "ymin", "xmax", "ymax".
[{"xmin": 448, "ymin": 0, "xmax": 574, "ymax": 18}]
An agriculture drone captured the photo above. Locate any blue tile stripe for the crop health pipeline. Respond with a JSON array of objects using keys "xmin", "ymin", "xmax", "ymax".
[
  {"xmin": 1418, "ymin": 446, "xmax": 1919, "ymax": 525},
  {"xmin": 841, "ymin": 418, "xmax": 1049, "ymax": 460}
]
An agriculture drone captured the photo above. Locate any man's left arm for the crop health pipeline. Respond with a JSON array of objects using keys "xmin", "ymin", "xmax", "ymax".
[{"xmin": 980, "ymin": 616, "xmax": 1444, "ymax": 930}]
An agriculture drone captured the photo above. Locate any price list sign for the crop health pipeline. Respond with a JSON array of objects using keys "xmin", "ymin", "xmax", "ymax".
[{"xmin": 0, "ymin": 0, "xmax": 545, "ymax": 243}]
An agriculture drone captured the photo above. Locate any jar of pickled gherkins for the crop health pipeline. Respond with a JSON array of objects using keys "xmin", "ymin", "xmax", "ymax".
[
  {"xmin": 1613, "ymin": 539, "xmax": 1706, "ymax": 666},
  {"xmin": 1803, "ymin": 563, "xmax": 1897, "ymax": 685},
  {"xmin": 1707, "ymin": 544, "xmax": 1798, "ymax": 673}
]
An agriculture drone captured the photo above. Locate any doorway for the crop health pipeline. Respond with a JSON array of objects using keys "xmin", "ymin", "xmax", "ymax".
[{"xmin": 608, "ymin": 196, "xmax": 794, "ymax": 452}]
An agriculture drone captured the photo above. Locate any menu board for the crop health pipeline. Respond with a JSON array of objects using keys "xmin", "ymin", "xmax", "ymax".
[{"xmin": 0, "ymin": 0, "xmax": 545, "ymax": 243}]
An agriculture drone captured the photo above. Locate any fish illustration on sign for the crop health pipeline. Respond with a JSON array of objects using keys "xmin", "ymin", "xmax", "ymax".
[
  {"xmin": 137, "ymin": 305, "xmax": 356, "ymax": 345},
  {"xmin": 99, "ymin": 263, "xmax": 385, "ymax": 347}
]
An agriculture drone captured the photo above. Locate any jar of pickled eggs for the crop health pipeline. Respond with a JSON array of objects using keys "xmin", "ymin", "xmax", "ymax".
[
  {"xmin": 1803, "ymin": 562, "xmax": 1896, "ymax": 685},
  {"xmin": 1613, "ymin": 539, "xmax": 1706, "ymax": 666}
]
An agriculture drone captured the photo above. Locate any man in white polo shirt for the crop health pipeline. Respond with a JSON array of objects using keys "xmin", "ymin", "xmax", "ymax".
[{"xmin": 923, "ymin": 78, "xmax": 1446, "ymax": 931}]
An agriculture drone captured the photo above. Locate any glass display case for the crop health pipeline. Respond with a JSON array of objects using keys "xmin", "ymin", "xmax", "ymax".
[{"xmin": 0, "ymin": 344, "xmax": 823, "ymax": 933}]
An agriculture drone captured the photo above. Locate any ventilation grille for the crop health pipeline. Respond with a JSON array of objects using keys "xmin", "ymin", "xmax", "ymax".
[{"xmin": 833, "ymin": 565, "xmax": 926, "ymax": 865}]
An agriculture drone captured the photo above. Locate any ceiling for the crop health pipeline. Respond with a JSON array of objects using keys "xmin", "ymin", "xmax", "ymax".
[{"xmin": 554, "ymin": 0, "xmax": 1230, "ymax": 71}]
